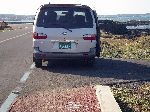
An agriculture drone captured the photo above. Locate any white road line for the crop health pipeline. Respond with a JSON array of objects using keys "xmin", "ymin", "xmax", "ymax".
[
  {"xmin": 0, "ymin": 63, "xmax": 35, "ymax": 112},
  {"xmin": 0, "ymin": 93, "xmax": 18, "ymax": 112},
  {"xmin": 20, "ymin": 63, "xmax": 35, "ymax": 83},
  {"xmin": 20, "ymin": 71, "xmax": 31, "ymax": 83},
  {"xmin": 0, "ymin": 31, "xmax": 32, "ymax": 44},
  {"xmin": 30, "ymin": 63, "xmax": 35, "ymax": 69}
]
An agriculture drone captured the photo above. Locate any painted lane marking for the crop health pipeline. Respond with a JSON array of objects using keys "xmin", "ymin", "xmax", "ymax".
[
  {"xmin": 20, "ymin": 63, "xmax": 35, "ymax": 84},
  {"xmin": 30, "ymin": 63, "xmax": 35, "ymax": 69},
  {"xmin": 0, "ymin": 93, "xmax": 18, "ymax": 112},
  {"xmin": 20, "ymin": 71, "xmax": 31, "ymax": 83},
  {"xmin": 0, "ymin": 31, "xmax": 32, "ymax": 44},
  {"xmin": 19, "ymin": 63, "xmax": 35, "ymax": 84},
  {"xmin": 0, "ymin": 63, "xmax": 35, "ymax": 112}
]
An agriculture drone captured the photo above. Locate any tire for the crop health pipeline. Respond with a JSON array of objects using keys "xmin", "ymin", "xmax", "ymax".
[{"xmin": 34, "ymin": 58, "xmax": 42, "ymax": 68}]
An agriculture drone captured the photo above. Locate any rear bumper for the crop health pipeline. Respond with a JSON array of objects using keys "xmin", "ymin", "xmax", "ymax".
[{"xmin": 33, "ymin": 48, "xmax": 96, "ymax": 60}]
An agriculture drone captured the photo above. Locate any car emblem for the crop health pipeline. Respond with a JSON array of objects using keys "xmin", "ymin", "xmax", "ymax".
[{"xmin": 62, "ymin": 32, "xmax": 67, "ymax": 35}]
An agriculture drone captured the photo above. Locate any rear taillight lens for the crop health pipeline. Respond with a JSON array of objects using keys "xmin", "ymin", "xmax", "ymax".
[
  {"xmin": 83, "ymin": 34, "xmax": 96, "ymax": 40},
  {"xmin": 33, "ymin": 32, "xmax": 47, "ymax": 39}
]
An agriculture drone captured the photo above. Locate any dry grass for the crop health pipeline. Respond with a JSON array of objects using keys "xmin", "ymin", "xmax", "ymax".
[
  {"xmin": 112, "ymin": 83, "xmax": 150, "ymax": 112},
  {"xmin": 100, "ymin": 36, "xmax": 150, "ymax": 60}
]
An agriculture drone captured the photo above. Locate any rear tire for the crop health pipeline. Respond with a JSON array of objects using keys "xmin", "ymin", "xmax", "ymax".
[{"xmin": 34, "ymin": 58, "xmax": 42, "ymax": 68}]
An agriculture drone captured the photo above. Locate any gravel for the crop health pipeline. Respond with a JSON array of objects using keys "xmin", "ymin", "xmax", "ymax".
[{"xmin": 9, "ymin": 86, "xmax": 100, "ymax": 112}]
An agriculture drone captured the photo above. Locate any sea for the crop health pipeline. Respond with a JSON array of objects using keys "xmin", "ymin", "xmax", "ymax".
[{"xmin": 98, "ymin": 14, "xmax": 150, "ymax": 29}]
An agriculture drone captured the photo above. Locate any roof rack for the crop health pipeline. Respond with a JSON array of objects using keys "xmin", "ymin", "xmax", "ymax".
[
  {"xmin": 44, "ymin": 4, "xmax": 81, "ymax": 6},
  {"xmin": 42, "ymin": 4, "xmax": 91, "ymax": 9},
  {"xmin": 44, "ymin": 3, "xmax": 89, "ymax": 7}
]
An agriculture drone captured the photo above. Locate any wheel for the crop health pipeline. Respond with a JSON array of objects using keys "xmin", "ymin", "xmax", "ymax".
[
  {"xmin": 33, "ymin": 58, "xmax": 42, "ymax": 68},
  {"xmin": 35, "ymin": 60, "xmax": 42, "ymax": 68}
]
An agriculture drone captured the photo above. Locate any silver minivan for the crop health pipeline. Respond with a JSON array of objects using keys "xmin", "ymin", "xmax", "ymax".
[{"xmin": 33, "ymin": 4, "xmax": 100, "ymax": 67}]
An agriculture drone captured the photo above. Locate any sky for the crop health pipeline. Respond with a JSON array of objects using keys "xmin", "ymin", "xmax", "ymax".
[{"xmin": 0, "ymin": 0, "xmax": 150, "ymax": 15}]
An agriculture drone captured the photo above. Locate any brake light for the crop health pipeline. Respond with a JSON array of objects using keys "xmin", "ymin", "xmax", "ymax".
[
  {"xmin": 83, "ymin": 34, "xmax": 96, "ymax": 40},
  {"xmin": 33, "ymin": 32, "xmax": 47, "ymax": 39}
]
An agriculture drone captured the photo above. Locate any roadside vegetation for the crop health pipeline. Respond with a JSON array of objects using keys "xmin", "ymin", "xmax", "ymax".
[
  {"xmin": 100, "ymin": 33, "xmax": 150, "ymax": 60},
  {"xmin": 0, "ymin": 21, "xmax": 13, "ymax": 32},
  {"xmin": 112, "ymin": 82, "xmax": 150, "ymax": 112},
  {"xmin": 100, "ymin": 33, "xmax": 150, "ymax": 112}
]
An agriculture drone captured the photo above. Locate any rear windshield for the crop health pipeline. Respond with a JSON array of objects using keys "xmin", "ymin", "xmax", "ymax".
[{"xmin": 36, "ymin": 7, "xmax": 93, "ymax": 28}]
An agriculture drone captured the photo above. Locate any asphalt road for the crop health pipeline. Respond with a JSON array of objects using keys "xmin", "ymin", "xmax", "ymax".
[
  {"xmin": 0, "ymin": 24, "xmax": 33, "ymax": 106},
  {"xmin": 0, "ymin": 24, "xmax": 150, "ymax": 108}
]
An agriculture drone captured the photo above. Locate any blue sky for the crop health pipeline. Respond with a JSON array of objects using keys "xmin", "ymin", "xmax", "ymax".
[{"xmin": 0, "ymin": 0, "xmax": 150, "ymax": 15}]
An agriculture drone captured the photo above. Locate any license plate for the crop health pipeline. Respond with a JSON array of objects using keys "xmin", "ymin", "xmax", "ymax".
[{"xmin": 59, "ymin": 42, "xmax": 71, "ymax": 49}]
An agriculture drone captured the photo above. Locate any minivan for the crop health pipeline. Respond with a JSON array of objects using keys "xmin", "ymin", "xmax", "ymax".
[{"xmin": 33, "ymin": 4, "xmax": 100, "ymax": 67}]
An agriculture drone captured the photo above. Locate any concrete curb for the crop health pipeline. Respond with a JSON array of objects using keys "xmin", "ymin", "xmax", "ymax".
[{"xmin": 95, "ymin": 85, "xmax": 122, "ymax": 112}]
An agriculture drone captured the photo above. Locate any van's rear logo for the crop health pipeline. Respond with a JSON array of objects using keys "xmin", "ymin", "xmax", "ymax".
[{"xmin": 62, "ymin": 32, "xmax": 67, "ymax": 35}]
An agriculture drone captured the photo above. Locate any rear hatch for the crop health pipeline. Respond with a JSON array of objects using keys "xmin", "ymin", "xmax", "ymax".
[{"xmin": 33, "ymin": 6, "xmax": 96, "ymax": 53}]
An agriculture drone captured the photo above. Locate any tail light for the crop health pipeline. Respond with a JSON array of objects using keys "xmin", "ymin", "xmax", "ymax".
[
  {"xmin": 33, "ymin": 32, "xmax": 47, "ymax": 39},
  {"xmin": 83, "ymin": 34, "xmax": 96, "ymax": 40}
]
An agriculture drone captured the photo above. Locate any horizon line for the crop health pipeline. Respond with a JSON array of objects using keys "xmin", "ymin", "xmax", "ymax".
[{"xmin": 0, "ymin": 13, "xmax": 150, "ymax": 16}]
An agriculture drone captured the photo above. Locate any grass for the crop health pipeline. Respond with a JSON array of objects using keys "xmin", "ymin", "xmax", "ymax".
[
  {"xmin": 112, "ymin": 83, "xmax": 150, "ymax": 112},
  {"xmin": 100, "ymin": 35, "xmax": 150, "ymax": 60}
]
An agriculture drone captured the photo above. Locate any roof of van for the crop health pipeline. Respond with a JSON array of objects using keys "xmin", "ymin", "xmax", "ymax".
[{"xmin": 41, "ymin": 4, "xmax": 92, "ymax": 10}]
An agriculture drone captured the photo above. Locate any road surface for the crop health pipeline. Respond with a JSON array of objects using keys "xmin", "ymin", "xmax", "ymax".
[{"xmin": 0, "ymin": 24, "xmax": 33, "ymax": 106}]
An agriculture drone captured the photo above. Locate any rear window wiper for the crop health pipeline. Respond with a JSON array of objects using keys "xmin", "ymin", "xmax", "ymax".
[
  {"xmin": 59, "ymin": 23, "xmax": 72, "ymax": 32},
  {"xmin": 61, "ymin": 27, "xmax": 72, "ymax": 32}
]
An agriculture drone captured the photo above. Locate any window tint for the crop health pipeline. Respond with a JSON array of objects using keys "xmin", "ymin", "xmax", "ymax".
[{"xmin": 36, "ymin": 7, "xmax": 93, "ymax": 28}]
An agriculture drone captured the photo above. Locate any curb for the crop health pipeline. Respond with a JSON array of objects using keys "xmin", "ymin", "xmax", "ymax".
[{"xmin": 95, "ymin": 85, "xmax": 122, "ymax": 112}]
